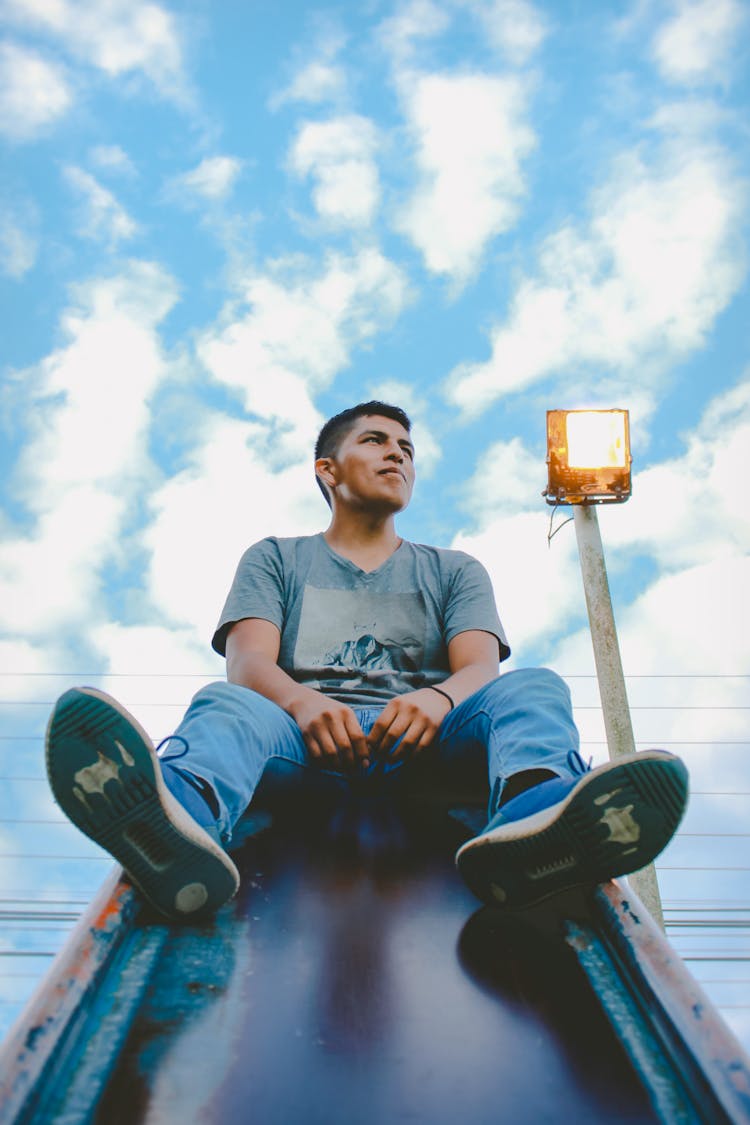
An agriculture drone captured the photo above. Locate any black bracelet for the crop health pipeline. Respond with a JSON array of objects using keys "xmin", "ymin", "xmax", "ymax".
[{"xmin": 429, "ymin": 685, "xmax": 455, "ymax": 711}]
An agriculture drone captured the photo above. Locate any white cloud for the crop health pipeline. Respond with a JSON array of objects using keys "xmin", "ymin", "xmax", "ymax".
[
  {"xmin": 396, "ymin": 72, "xmax": 536, "ymax": 281},
  {"xmin": 0, "ymin": 41, "xmax": 72, "ymax": 139},
  {"xmin": 447, "ymin": 138, "xmax": 746, "ymax": 415},
  {"xmin": 142, "ymin": 416, "xmax": 327, "ymax": 641},
  {"xmin": 289, "ymin": 116, "xmax": 380, "ymax": 227},
  {"xmin": 1, "ymin": 0, "xmax": 188, "ymax": 102},
  {"xmin": 554, "ymin": 555, "xmax": 750, "ymax": 680},
  {"xmin": 449, "ymin": 435, "xmax": 580, "ymax": 652},
  {"xmin": 597, "ymin": 375, "xmax": 750, "ymax": 573},
  {"xmin": 0, "ymin": 487, "xmax": 126, "ymax": 634},
  {"xmin": 91, "ymin": 624, "xmax": 222, "ymax": 681},
  {"xmin": 64, "ymin": 165, "xmax": 138, "ymax": 247},
  {"xmin": 379, "ymin": 0, "xmax": 451, "ymax": 68},
  {"xmin": 0, "ymin": 211, "xmax": 37, "ymax": 277},
  {"xmin": 380, "ymin": 0, "xmax": 546, "ymax": 69},
  {"xmin": 0, "ymin": 261, "xmax": 178, "ymax": 638},
  {"xmin": 457, "ymin": 0, "xmax": 547, "ymax": 65},
  {"xmin": 89, "ymin": 143, "xmax": 136, "ymax": 176},
  {"xmin": 173, "ymin": 155, "xmax": 242, "ymax": 201},
  {"xmin": 279, "ymin": 60, "xmax": 345, "ymax": 105},
  {"xmin": 427, "ymin": 399, "xmax": 569, "ymax": 650},
  {"xmin": 652, "ymin": 0, "xmax": 746, "ymax": 85},
  {"xmin": 199, "ymin": 248, "xmax": 410, "ymax": 447},
  {"xmin": 647, "ymin": 99, "xmax": 728, "ymax": 139},
  {"xmin": 0, "ymin": 640, "xmax": 69, "ymax": 692},
  {"xmin": 377, "ymin": 0, "xmax": 544, "ymax": 281},
  {"xmin": 453, "ymin": 510, "xmax": 581, "ymax": 654},
  {"xmin": 462, "ymin": 436, "xmax": 543, "ymax": 521},
  {"xmin": 272, "ymin": 30, "xmax": 348, "ymax": 108}
]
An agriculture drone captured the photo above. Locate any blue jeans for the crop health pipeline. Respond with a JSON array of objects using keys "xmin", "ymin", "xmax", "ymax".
[{"xmin": 160, "ymin": 669, "xmax": 580, "ymax": 846}]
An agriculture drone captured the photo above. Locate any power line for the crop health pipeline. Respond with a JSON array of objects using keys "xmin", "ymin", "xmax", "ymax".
[
  {"xmin": 665, "ymin": 908, "xmax": 750, "ymax": 914},
  {"xmin": 0, "ymin": 672, "xmax": 218, "ymax": 678},
  {"xmin": 687, "ymin": 980, "xmax": 750, "ymax": 985},
  {"xmin": 665, "ymin": 900, "xmax": 750, "ymax": 907},
  {"xmin": 658, "ymin": 866, "xmax": 750, "ymax": 872},
  {"xmin": 679, "ymin": 956, "xmax": 750, "ymax": 963},
  {"xmin": 689, "ymin": 791, "xmax": 750, "ymax": 796},
  {"xmin": 0, "ymin": 897, "xmax": 90, "ymax": 903},
  {"xmin": 672, "ymin": 832, "xmax": 750, "ymax": 838},
  {"xmin": 667, "ymin": 920, "xmax": 750, "ymax": 928},
  {"xmin": 0, "ymin": 854, "xmax": 109, "ymax": 861},
  {"xmin": 0, "ymin": 951, "xmax": 64, "ymax": 958},
  {"xmin": 0, "ymin": 818, "xmax": 68, "ymax": 825}
]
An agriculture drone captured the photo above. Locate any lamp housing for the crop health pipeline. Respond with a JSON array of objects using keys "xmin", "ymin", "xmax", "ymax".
[{"xmin": 545, "ymin": 408, "xmax": 631, "ymax": 505}]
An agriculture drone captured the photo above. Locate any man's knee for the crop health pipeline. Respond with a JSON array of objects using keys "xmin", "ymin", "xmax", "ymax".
[
  {"xmin": 483, "ymin": 667, "xmax": 571, "ymax": 702},
  {"xmin": 188, "ymin": 679, "xmax": 264, "ymax": 714}
]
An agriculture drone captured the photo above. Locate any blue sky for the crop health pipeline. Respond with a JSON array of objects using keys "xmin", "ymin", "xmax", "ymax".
[{"xmin": 1, "ymin": 0, "xmax": 749, "ymax": 1045}]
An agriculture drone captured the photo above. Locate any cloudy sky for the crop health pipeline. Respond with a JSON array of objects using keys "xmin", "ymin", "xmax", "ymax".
[{"xmin": 1, "ymin": 0, "xmax": 748, "ymax": 1047}]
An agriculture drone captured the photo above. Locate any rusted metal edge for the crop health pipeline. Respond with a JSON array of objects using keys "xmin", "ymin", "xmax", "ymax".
[
  {"xmin": 565, "ymin": 914, "xmax": 698, "ymax": 1123},
  {"xmin": 589, "ymin": 879, "xmax": 750, "ymax": 1124},
  {"xmin": 0, "ymin": 868, "xmax": 140, "ymax": 1123}
]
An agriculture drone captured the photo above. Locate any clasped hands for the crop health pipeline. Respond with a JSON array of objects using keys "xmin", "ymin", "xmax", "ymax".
[{"xmin": 289, "ymin": 687, "xmax": 452, "ymax": 771}]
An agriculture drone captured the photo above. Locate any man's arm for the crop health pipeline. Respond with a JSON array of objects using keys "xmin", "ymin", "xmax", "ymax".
[
  {"xmin": 366, "ymin": 629, "xmax": 499, "ymax": 760},
  {"xmin": 225, "ymin": 617, "xmax": 369, "ymax": 769}
]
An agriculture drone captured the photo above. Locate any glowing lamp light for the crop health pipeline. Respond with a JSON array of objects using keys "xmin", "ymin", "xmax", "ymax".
[{"xmin": 545, "ymin": 408, "xmax": 631, "ymax": 505}]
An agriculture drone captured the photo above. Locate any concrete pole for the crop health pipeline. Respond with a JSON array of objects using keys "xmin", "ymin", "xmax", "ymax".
[{"xmin": 573, "ymin": 504, "xmax": 665, "ymax": 930}]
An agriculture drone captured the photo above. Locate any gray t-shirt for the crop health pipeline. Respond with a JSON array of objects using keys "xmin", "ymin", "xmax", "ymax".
[{"xmin": 213, "ymin": 533, "xmax": 510, "ymax": 707}]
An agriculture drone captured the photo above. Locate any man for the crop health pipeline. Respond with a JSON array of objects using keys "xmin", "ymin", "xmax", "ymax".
[{"xmin": 46, "ymin": 402, "xmax": 688, "ymax": 920}]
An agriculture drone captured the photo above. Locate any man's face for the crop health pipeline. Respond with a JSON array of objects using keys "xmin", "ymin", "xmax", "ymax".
[{"xmin": 318, "ymin": 414, "xmax": 416, "ymax": 513}]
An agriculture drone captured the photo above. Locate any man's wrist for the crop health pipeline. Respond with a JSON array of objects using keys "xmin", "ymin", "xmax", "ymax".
[
  {"xmin": 285, "ymin": 685, "xmax": 322, "ymax": 717},
  {"xmin": 428, "ymin": 685, "xmax": 455, "ymax": 711}
]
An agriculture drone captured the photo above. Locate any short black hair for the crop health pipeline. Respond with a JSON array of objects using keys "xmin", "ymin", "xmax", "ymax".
[{"xmin": 314, "ymin": 400, "xmax": 412, "ymax": 506}]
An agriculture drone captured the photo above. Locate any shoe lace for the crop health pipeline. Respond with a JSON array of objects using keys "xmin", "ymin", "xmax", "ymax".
[
  {"xmin": 155, "ymin": 734, "xmax": 190, "ymax": 762},
  {"xmin": 567, "ymin": 748, "xmax": 592, "ymax": 775}
]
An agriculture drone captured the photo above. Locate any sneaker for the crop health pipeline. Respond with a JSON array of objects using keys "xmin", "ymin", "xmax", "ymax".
[
  {"xmin": 45, "ymin": 687, "xmax": 240, "ymax": 920},
  {"xmin": 456, "ymin": 750, "xmax": 688, "ymax": 909}
]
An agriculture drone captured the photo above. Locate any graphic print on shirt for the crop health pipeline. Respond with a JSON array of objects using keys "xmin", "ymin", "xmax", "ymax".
[{"xmin": 294, "ymin": 586, "xmax": 427, "ymax": 699}]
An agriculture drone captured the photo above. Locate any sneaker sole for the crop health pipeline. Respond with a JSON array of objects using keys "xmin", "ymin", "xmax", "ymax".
[
  {"xmin": 455, "ymin": 751, "xmax": 688, "ymax": 909},
  {"xmin": 46, "ymin": 687, "xmax": 239, "ymax": 921}
]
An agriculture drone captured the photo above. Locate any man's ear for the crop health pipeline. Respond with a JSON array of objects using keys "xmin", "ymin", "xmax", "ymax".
[{"xmin": 315, "ymin": 457, "xmax": 337, "ymax": 493}]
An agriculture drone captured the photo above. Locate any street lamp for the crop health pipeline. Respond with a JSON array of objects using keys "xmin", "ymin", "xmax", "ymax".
[
  {"xmin": 544, "ymin": 408, "xmax": 664, "ymax": 927},
  {"xmin": 545, "ymin": 408, "xmax": 631, "ymax": 504}
]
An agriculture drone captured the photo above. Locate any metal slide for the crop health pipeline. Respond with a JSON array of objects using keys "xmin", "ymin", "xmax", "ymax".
[{"xmin": 1, "ymin": 797, "xmax": 749, "ymax": 1124}]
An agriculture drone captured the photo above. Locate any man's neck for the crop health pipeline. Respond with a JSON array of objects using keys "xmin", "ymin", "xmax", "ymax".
[{"xmin": 323, "ymin": 510, "xmax": 402, "ymax": 571}]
